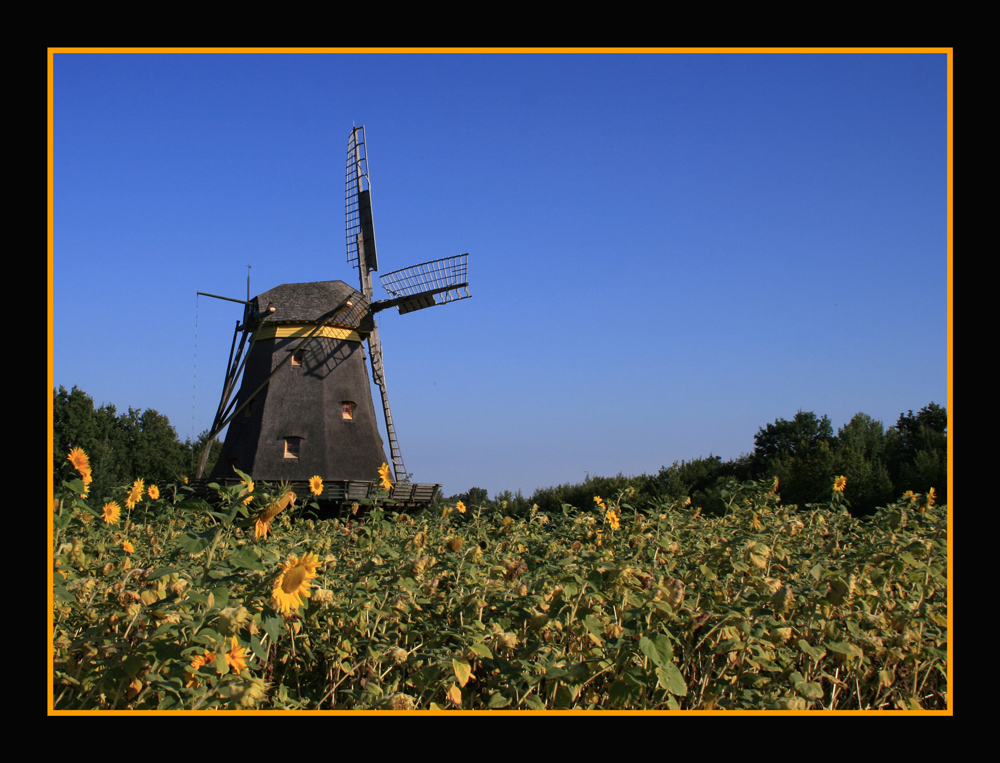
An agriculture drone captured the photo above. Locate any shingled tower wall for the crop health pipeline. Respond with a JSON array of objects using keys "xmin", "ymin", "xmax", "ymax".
[{"xmin": 210, "ymin": 280, "xmax": 388, "ymax": 483}]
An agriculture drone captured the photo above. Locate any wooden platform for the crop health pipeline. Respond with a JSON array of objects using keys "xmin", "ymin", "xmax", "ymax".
[{"xmin": 183, "ymin": 478, "xmax": 441, "ymax": 509}]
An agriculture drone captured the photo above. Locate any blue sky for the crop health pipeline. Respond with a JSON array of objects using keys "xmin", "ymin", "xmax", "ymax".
[{"xmin": 50, "ymin": 50, "xmax": 950, "ymax": 499}]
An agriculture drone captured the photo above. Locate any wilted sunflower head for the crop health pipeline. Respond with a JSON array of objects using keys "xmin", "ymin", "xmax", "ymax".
[
  {"xmin": 253, "ymin": 484, "xmax": 297, "ymax": 537},
  {"xmin": 271, "ymin": 552, "xmax": 321, "ymax": 614}
]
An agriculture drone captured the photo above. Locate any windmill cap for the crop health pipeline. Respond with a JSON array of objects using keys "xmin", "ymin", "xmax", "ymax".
[{"xmin": 252, "ymin": 280, "xmax": 373, "ymax": 331}]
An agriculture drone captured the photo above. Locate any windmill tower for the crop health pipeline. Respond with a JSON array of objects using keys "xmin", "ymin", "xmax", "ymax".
[{"xmin": 198, "ymin": 125, "xmax": 470, "ymax": 501}]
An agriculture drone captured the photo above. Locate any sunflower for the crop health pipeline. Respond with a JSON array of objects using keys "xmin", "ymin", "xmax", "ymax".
[
  {"xmin": 309, "ymin": 475, "xmax": 324, "ymax": 497},
  {"xmin": 123, "ymin": 539, "xmax": 134, "ymax": 554},
  {"xmin": 271, "ymin": 552, "xmax": 321, "ymax": 614},
  {"xmin": 594, "ymin": 496, "xmax": 605, "ymax": 509},
  {"xmin": 606, "ymin": 508, "xmax": 621, "ymax": 531},
  {"xmin": 833, "ymin": 475, "xmax": 847, "ymax": 493},
  {"xmin": 126, "ymin": 479, "xmax": 144, "ymax": 510},
  {"xmin": 68, "ymin": 447, "xmax": 90, "ymax": 475},
  {"xmin": 456, "ymin": 501, "xmax": 467, "ymax": 514},
  {"xmin": 186, "ymin": 650, "xmax": 217, "ymax": 688},
  {"xmin": 378, "ymin": 463, "xmax": 393, "ymax": 491},
  {"xmin": 239, "ymin": 478, "xmax": 255, "ymax": 505},
  {"xmin": 102, "ymin": 501, "xmax": 121, "ymax": 524},
  {"xmin": 148, "ymin": 484, "xmax": 160, "ymax": 500},
  {"xmin": 225, "ymin": 636, "xmax": 248, "ymax": 674},
  {"xmin": 253, "ymin": 486, "xmax": 297, "ymax": 539},
  {"xmin": 923, "ymin": 487, "xmax": 936, "ymax": 514}
]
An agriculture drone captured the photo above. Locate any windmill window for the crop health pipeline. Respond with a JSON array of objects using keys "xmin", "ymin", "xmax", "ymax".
[
  {"xmin": 283, "ymin": 437, "xmax": 301, "ymax": 459},
  {"xmin": 290, "ymin": 350, "xmax": 305, "ymax": 367},
  {"xmin": 341, "ymin": 401, "xmax": 356, "ymax": 420}
]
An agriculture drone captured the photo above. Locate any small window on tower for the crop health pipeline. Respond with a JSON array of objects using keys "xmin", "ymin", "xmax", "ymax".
[
  {"xmin": 284, "ymin": 437, "xmax": 301, "ymax": 459},
  {"xmin": 341, "ymin": 401, "xmax": 356, "ymax": 420},
  {"xmin": 291, "ymin": 350, "xmax": 304, "ymax": 367}
]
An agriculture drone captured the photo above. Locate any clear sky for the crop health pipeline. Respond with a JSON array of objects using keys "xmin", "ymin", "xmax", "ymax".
[{"xmin": 50, "ymin": 49, "xmax": 950, "ymax": 499}]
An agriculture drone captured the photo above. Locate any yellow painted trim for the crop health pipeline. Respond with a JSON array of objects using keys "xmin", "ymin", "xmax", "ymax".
[{"xmin": 257, "ymin": 324, "xmax": 363, "ymax": 342}]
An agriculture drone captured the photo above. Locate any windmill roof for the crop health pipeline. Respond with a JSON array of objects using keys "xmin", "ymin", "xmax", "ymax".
[{"xmin": 253, "ymin": 280, "xmax": 373, "ymax": 331}]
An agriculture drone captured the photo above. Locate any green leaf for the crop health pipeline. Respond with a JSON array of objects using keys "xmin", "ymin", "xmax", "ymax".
[
  {"xmin": 146, "ymin": 567, "xmax": 179, "ymax": 580},
  {"xmin": 794, "ymin": 680, "xmax": 824, "ymax": 700},
  {"xmin": 798, "ymin": 639, "xmax": 827, "ymax": 661},
  {"xmin": 656, "ymin": 663, "xmax": 688, "ymax": 696},
  {"xmin": 639, "ymin": 633, "xmax": 674, "ymax": 668},
  {"xmin": 639, "ymin": 636, "xmax": 663, "ymax": 667},
  {"xmin": 826, "ymin": 641, "xmax": 863, "ymax": 659},
  {"xmin": 177, "ymin": 529, "xmax": 214, "ymax": 556},
  {"xmin": 228, "ymin": 546, "xmax": 264, "ymax": 571},
  {"xmin": 488, "ymin": 692, "xmax": 511, "ymax": 708},
  {"xmin": 468, "ymin": 641, "xmax": 492, "ymax": 659},
  {"xmin": 263, "ymin": 615, "xmax": 285, "ymax": 643}
]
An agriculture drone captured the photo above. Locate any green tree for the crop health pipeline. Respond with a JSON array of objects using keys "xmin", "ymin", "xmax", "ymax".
[
  {"xmin": 751, "ymin": 411, "xmax": 836, "ymax": 508},
  {"xmin": 53, "ymin": 386, "xmax": 201, "ymax": 502},
  {"xmin": 885, "ymin": 403, "xmax": 947, "ymax": 501},
  {"xmin": 832, "ymin": 413, "xmax": 895, "ymax": 515}
]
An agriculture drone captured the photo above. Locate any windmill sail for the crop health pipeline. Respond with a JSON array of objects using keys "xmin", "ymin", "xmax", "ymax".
[{"xmin": 345, "ymin": 126, "xmax": 408, "ymax": 482}]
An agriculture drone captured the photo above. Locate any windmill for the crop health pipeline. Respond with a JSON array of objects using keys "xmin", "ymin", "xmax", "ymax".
[{"xmin": 195, "ymin": 125, "xmax": 470, "ymax": 505}]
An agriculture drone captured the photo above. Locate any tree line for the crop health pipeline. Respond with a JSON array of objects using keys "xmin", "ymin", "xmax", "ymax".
[
  {"xmin": 52, "ymin": 385, "xmax": 946, "ymax": 519},
  {"xmin": 51, "ymin": 386, "xmax": 220, "ymax": 502},
  {"xmin": 450, "ymin": 404, "xmax": 947, "ymax": 518}
]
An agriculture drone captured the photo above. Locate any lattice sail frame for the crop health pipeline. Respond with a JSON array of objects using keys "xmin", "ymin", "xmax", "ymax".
[
  {"xmin": 378, "ymin": 254, "xmax": 471, "ymax": 313},
  {"xmin": 345, "ymin": 126, "xmax": 372, "ymax": 272}
]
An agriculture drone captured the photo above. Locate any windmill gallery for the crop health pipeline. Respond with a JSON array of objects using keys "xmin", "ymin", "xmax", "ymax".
[{"xmin": 193, "ymin": 127, "xmax": 471, "ymax": 509}]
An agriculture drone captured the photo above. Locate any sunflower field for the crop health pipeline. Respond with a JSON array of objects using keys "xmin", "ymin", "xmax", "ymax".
[{"xmin": 50, "ymin": 450, "xmax": 949, "ymax": 713}]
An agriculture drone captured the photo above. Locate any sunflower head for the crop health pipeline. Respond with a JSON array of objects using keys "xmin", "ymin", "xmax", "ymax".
[
  {"xmin": 68, "ymin": 447, "xmax": 90, "ymax": 474},
  {"xmin": 833, "ymin": 475, "xmax": 847, "ymax": 493},
  {"xmin": 606, "ymin": 508, "xmax": 620, "ymax": 531},
  {"xmin": 456, "ymin": 501, "xmax": 467, "ymax": 514},
  {"xmin": 102, "ymin": 501, "xmax": 122, "ymax": 524},
  {"xmin": 148, "ymin": 484, "xmax": 160, "ymax": 500},
  {"xmin": 271, "ymin": 552, "xmax": 321, "ymax": 614},
  {"xmin": 378, "ymin": 463, "xmax": 393, "ymax": 491},
  {"xmin": 309, "ymin": 475, "xmax": 324, "ymax": 497},
  {"xmin": 225, "ymin": 636, "xmax": 248, "ymax": 674},
  {"xmin": 253, "ymin": 484, "xmax": 297, "ymax": 539}
]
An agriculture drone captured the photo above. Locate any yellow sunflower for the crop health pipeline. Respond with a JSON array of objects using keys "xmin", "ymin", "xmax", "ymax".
[
  {"xmin": 125, "ymin": 479, "xmax": 144, "ymax": 510},
  {"xmin": 148, "ymin": 484, "xmax": 160, "ymax": 500},
  {"xmin": 186, "ymin": 650, "xmax": 217, "ymax": 688},
  {"xmin": 68, "ymin": 447, "xmax": 90, "ymax": 475},
  {"xmin": 309, "ymin": 475, "xmax": 324, "ymax": 497},
  {"xmin": 606, "ymin": 508, "xmax": 621, "ymax": 531},
  {"xmin": 833, "ymin": 475, "xmax": 847, "ymax": 493},
  {"xmin": 102, "ymin": 501, "xmax": 121, "ymax": 524},
  {"xmin": 378, "ymin": 463, "xmax": 393, "ymax": 491},
  {"xmin": 271, "ymin": 552, "xmax": 321, "ymax": 614},
  {"xmin": 123, "ymin": 539, "xmax": 134, "ymax": 554},
  {"xmin": 239, "ymin": 478, "xmax": 255, "ymax": 505},
  {"xmin": 456, "ymin": 501, "xmax": 467, "ymax": 514},
  {"xmin": 225, "ymin": 636, "xmax": 248, "ymax": 674}
]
